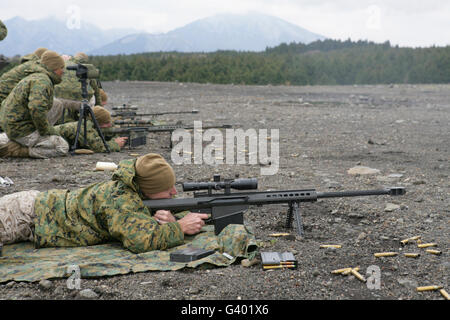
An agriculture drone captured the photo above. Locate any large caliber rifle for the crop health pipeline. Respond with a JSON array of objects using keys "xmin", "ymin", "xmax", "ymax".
[
  {"xmin": 112, "ymin": 105, "xmax": 200, "ymax": 119},
  {"xmin": 143, "ymin": 175, "xmax": 406, "ymax": 236},
  {"xmin": 103, "ymin": 122, "xmax": 232, "ymax": 149}
]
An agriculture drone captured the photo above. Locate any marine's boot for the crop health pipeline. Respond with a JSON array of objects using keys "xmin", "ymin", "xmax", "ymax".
[{"xmin": 0, "ymin": 141, "xmax": 29, "ymax": 158}]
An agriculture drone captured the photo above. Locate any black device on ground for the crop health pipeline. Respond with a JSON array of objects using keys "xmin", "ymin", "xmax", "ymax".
[
  {"xmin": 66, "ymin": 64, "xmax": 110, "ymax": 154},
  {"xmin": 170, "ymin": 247, "xmax": 215, "ymax": 263},
  {"xmin": 144, "ymin": 175, "xmax": 406, "ymax": 236}
]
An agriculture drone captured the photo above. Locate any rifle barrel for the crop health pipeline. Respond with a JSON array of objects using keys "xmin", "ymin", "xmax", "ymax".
[
  {"xmin": 139, "ymin": 110, "xmax": 199, "ymax": 117},
  {"xmin": 113, "ymin": 110, "xmax": 199, "ymax": 117},
  {"xmin": 317, "ymin": 187, "xmax": 406, "ymax": 199}
]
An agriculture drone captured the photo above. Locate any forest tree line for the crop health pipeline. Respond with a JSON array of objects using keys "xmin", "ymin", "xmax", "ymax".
[{"xmin": 3, "ymin": 39, "xmax": 450, "ymax": 85}]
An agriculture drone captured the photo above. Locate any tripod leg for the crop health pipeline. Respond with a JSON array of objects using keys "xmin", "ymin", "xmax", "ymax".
[
  {"xmin": 71, "ymin": 105, "xmax": 85, "ymax": 153},
  {"xmin": 84, "ymin": 115, "xmax": 88, "ymax": 146}
]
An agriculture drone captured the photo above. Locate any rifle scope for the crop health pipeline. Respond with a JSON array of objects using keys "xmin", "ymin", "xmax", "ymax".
[{"xmin": 183, "ymin": 177, "xmax": 258, "ymax": 192}]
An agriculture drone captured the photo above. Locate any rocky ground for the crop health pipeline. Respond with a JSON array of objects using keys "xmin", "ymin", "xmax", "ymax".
[{"xmin": 0, "ymin": 82, "xmax": 448, "ymax": 304}]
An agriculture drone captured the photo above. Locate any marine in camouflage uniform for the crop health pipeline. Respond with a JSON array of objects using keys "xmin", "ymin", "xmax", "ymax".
[
  {"xmin": 54, "ymin": 106, "xmax": 126, "ymax": 153},
  {"xmin": 0, "ymin": 51, "xmax": 69, "ymax": 158},
  {"xmin": 0, "ymin": 49, "xmax": 81, "ymax": 112},
  {"xmin": 0, "ymin": 60, "xmax": 39, "ymax": 106},
  {"xmin": 0, "ymin": 20, "xmax": 7, "ymax": 41},
  {"xmin": 0, "ymin": 58, "xmax": 47, "ymax": 107},
  {"xmin": 55, "ymin": 53, "xmax": 102, "ymax": 124},
  {"xmin": 0, "ymin": 20, "xmax": 8, "ymax": 71},
  {"xmin": 19, "ymin": 47, "xmax": 48, "ymax": 65},
  {"xmin": 0, "ymin": 154, "xmax": 210, "ymax": 254}
]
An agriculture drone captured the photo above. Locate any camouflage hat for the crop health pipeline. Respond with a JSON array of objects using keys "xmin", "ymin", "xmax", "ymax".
[
  {"xmin": 74, "ymin": 52, "xmax": 89, "ymax": 63},
  {"xmin": 92, "ymin": 106, "xmax": 112, "ymax": 125},
  {"xmin": 41, "ymin": 51, "xmax": 65, "ymax": 71},
  {"xmin": 135, "ymin": 154, "xmax": 176, "ymax": 195},
  {"xmin": 34, "ymin": 47, "xmax": 48, "ymax": 58},
  {"xmin": 100, "ymin": 89, "xmax": 108, "ymax": 103}
]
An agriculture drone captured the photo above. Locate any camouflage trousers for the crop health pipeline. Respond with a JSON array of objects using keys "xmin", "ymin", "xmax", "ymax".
[
  {"xmin": 0, "ymin": 132, "xmax": 69, "ymax": 158},
  {"xmin": 3, "ymin": 98, "xmax": 74, "ymax": 158},
  {"xmin": 0, "ymin": 190, "xmax": 40, "ymax": 245},
  {"xmin": 14, "ymin": 132, "xmax": 69, "ymax": 158},
  {"xmin": 0, "ymin": 132, "xmax": 7, "ymax": 146}
]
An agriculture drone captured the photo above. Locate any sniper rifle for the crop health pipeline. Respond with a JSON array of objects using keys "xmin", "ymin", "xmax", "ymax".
[
  {"xmin": 111, "ymin": 104, "xmax": 199, "ymax": 119},
  {"xmin": 143, "ymin": 175, "xmax": 406, "ymax": 236},
  {"xmin": 103, "ymin": 123, "xmax": 232, "ymax": 148}
]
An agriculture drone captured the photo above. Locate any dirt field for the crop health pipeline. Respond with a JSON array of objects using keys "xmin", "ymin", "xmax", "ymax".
[{"xmin": 0, "ymin": 81, "xmax": 448, "ymax": 303}]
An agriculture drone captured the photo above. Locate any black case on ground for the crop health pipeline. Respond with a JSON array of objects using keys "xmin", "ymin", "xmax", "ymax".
[{"xmin": 170, "ymin": 247, "xmax": 215, "ymax": 263}]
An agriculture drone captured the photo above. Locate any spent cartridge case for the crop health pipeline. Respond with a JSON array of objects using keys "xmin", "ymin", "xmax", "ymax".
[
  {"xmin": 439, "ymin": 289, "xmax": 449, "ymax": 300},
  {"xmin": 351, "ymin": 269, "xmax": 366, "ymax": 282},
  {"xmin": 342, "ymin": 267, "xmax": 360, "ymax": 276},
  {"xmin": 400, "ymin": 236, "xmax": 421, "ymax": 246},
  {"xmin": 416, "ymin": 285, "xmax": 443, "ymax": 292},
  {"xmin": 374, "ymin": 252, "xmax": 398, "ymax": 258},
  {"xmin": 269, "ymin": 233, "xmax": 291, "ymax": 237},
  {"xmin": 320, "ymin": 245, "xmax": 342, "ymax": 249},
  {"xmin": 404, "ymin": 253, "xmax": 421, "ymax": 258},
  {"xmin": 425, "ymin": 249, "xmax": 442, "ymax": 256},
  {"xmin": 331, "ymin": 268, "xmax": 352, "ymax": 275},
  {"xmin": 417, "ymin": 243, "xmax": 438, "ymax": 248}
]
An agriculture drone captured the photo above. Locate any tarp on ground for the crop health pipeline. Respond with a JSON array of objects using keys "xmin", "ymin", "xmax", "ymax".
[{"xmin": 0, "ymin": 225, "xmax": 258, "ymax": 283}]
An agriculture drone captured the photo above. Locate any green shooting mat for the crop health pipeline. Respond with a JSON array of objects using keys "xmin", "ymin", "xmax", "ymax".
[{"xmin": 0, "ymin": 225, "xmax": 258, "ymax": 283}]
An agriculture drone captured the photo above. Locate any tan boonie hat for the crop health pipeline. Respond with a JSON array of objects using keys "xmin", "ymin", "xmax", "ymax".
[
  {"xmin": 92, "ymin": 106, "xmax": 112, "ymax": 125},
  {"xmin": 34, "ymin": 47, "xmax": 48, "ymax": 58},
  {"xmin": 135, "ymin": 153, "xmax": 176, "ymax": 195},
  {"xmin": 41, "ymin": 51, "xmax": 65, "ymax": 71},
  {"xmin": 100, "ymin": 89, "xmax": 107, "ymax": 103},
  {"xmin": 74, "ymin": 52, "xmax": 89, "ymax": 63}
]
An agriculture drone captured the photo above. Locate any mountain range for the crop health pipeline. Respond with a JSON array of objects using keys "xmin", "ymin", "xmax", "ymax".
[{"xmin": 0, "ymin": 13, "xmax": 326, "ymax": 57}]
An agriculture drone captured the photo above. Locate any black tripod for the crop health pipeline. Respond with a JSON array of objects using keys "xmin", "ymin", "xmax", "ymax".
[{"xmin": 67, "ymin": 65, "xmax": 110, "ymax": 153}]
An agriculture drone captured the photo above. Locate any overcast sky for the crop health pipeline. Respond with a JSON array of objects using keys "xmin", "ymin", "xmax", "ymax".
[{"xmin": 1, "ymin": 0, "xmax": 449, "ymax": 47}]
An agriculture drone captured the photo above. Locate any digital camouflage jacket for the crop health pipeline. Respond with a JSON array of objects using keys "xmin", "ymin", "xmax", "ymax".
[
  {"xmin": 54, "ymin": 120, "xmax": 120, "ymax": 153},
  {"xmin": 33, "ymin": 159, "xmax": 185, "ymax": 253},
  {"xmin": 0, "ymin": 63, "xmax": 61, "ymax": 140},
  {"xmin": 0, "ymin": 60, "xmax": 40, "ymax": 105}
]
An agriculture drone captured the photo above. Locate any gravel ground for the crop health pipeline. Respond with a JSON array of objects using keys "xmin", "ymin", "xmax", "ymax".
[{"xmin": 0, "ymin": 81, "xmax": 448, "ymax": 305}]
